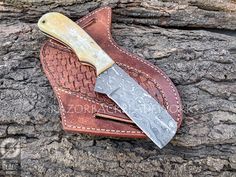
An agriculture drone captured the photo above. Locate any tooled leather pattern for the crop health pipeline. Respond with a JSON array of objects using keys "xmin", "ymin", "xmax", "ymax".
[
  {"xmin": 42, "ymin": 40, "xmax": 165, "ymax": 115},
  {"xmin": 40, "ymin": 7, "xmax": 182, "ymax": 136}
]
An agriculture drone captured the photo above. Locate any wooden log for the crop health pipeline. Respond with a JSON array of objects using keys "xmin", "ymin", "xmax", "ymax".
[{"xmin": 0, "ymin": 0, "xmax": 235, "ymax": 176}]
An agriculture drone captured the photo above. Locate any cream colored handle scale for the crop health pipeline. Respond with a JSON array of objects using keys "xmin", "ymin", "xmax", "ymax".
[{"xmin": 38, "ymin": 12, "xmax": 114, "ymax": 75}]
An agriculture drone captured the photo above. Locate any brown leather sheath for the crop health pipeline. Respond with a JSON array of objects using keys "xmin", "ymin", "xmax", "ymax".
[{"xmin": 40, "ymin": 7, "xmax": 183, "ymax": 138}]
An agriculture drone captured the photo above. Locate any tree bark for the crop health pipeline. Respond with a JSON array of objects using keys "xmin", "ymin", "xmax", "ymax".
[{"xmin": 0, "ymin": 0, "xmax": 236, "ymax": 176}]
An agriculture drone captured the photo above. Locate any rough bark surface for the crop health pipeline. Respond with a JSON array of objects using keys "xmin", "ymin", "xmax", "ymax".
[{"xmin": 0, "ymin": 0, "xmax": 236, "ymax": 177}]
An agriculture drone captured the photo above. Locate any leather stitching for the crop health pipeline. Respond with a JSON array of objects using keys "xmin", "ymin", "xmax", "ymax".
[
  {"xmin": 103, "ymin": 7, "xmax": 181, "ymax": 121},
  {"xmin": 56, "ymin": 87, "xmax": 143, "ymax": 134},
  {"xmin": 77, "ymin": 6, "xmax": 181, "ymax": 121},
  {"xmin": 43, "ymin": 43, "xmax": 167, "ymax": 109},
  {"xmin": 43, "ymin": 42, "xmax": 165, "ymax": 113},
  {"xmin": 50, "ymin": 6, "xmax": 181, "ymax": 134},
  {"xmin": 57, "ymin": 87, "xmax": 122, "ymax": 113}
]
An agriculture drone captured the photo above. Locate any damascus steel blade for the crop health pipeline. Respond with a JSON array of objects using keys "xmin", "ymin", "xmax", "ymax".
[{"xmin": 94, "ymin": 64, "xmax": 177, "ymax": 148}]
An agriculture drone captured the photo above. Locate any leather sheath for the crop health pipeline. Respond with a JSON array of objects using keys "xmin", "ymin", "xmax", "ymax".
[{"xmin": 40, "ymin": 7, "xmax": 183, "ymax": 138}]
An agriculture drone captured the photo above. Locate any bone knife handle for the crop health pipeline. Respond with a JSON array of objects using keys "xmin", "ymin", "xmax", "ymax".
[{"xmin": 38, "ymin": 12, "xmax": 114, "ymax": 75}]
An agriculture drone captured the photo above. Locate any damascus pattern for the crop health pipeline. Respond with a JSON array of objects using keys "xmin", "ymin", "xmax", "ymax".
[{"xmin": 95, "ymin": 64, "xmax": 178, "ymax": 148}]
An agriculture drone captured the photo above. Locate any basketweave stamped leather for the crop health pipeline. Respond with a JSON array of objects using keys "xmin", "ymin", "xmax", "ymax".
[{"xmin": 39, "ymin": 7, "xmax": 183, "ymax": 138}]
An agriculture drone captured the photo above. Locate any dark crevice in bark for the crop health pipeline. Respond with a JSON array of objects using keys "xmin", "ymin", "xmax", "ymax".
[{"xmin": 0, "ymin": 0, "xmax": 235, "ymax": 177}]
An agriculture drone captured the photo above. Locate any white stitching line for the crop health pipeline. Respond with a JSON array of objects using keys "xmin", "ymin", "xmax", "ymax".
[
  {"xmin": 57, "ymin": 87, "xmax": 122, "ymax": 113},
  {"xmin": 47, "ymin": 41, "xmax": 170, "ymax": 117},
  {"xmin": 43, "ymin": 38, "xmax": 142, "ymax": 134},
  {"xmin": 48, "ymin": 36, "xmax": 170, "ymax": 110},
  {"xmin": 54, "ymin": 6, "xmax": 180, "ymax": 134},
  {"xmin": 46, "ymin": 49, "xmax": 169, "ymax": 109},
  {"xmin": 48, "ymin": 10, "xmax": 169, "ymax": 108},
  {"xmin": 56, "ymin": 87, "xmax": 143, "ymax": 134},
  {"xmin": 102, "ymin": 7, "xmax": 181, "ymax": 121},
  {"xmin": 54, "ymin": 61, "xmax": 168, "ymax": 112}
]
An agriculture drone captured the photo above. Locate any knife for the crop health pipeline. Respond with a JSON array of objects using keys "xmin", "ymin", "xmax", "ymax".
[{"xmin": 38, "ymin": 12, "xmax": 178, "ymax": 148}]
